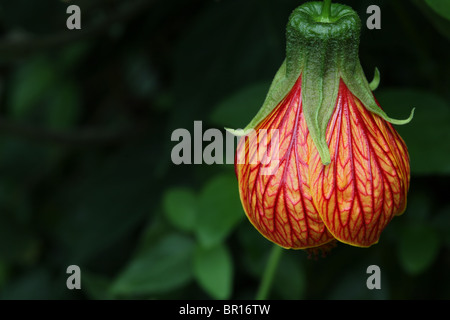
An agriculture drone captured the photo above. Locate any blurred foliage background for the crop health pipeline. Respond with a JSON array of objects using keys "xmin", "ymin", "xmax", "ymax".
[{"xmin": 0, "ymin": 0, "xmax": 449, "ymax": 300}]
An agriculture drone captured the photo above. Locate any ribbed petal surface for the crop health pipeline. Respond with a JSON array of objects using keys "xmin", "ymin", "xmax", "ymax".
[
  {"xmin": 309, "ymin": 80, "xmax": 410, "ymax": 247},
  {"xmin": 235, "ymin": 76, "xmax": 335, "ymax": 249}
]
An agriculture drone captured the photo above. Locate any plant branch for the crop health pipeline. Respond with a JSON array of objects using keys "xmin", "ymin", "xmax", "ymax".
[
  {"xmin": 256, "ymin": 244, "xmax": 283, "ymax": 300},
  {"xmin": 319, "ymin": 0, "xmax": 333, "ymax": 22},
  {"xmin": 0, "ymin": 0, "xmax": 154, "ymax": 57}
]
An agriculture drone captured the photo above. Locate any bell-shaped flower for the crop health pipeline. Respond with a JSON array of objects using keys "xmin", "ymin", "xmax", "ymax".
[{"xmin": 230, "ymin": 1, "xmax": 413, "ymax": 251}]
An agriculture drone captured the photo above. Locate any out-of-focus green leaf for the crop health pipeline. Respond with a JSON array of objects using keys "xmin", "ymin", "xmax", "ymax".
[
  {"xmin": 163, "ymin": 187, "xmax": 198, "ymax": 232},
  {"xmin": 82, "ymin": 272, "xmax": 113, "ymax": 300},
  {"xmin": 136, "ymin": 213, "xmax": 172, "ymax": 255},
  {"xmin": 111, "ymin": 233, "xmax": 194, "ymax": 297},
  {"xmin": 7, "ymin": 49, "xmax": 84, "ymax": 126},
  {"xmin": 58, "ymin": 42, "xmax": 91, "ymax": 71},
  {"xmin": 196, "ymin": 174, "xmax": 244, "ymax": 248},
  {"xmin": 398, "ymin": 224, "xmax": 440, "ymax": 275},
  {"xmin": 8, "ymin": 56, "xmax": 57, "ymax": 119},
  {"xmin": 45, "ymin": 82, "xmax": 81, "ymax": 129},
  {"xmin": 193, "ymin": 243, "xmax": 233, "ymax": 300},
  {"xmin": 425, "ymin": 0, "xmax": 450, "ymax": 21},
  {"xmin": 376, "ymin": 89, "xmax": 450, "ymax": 175},
  {"xmin": 210, "ymin": 81, "xmax": 270, "ymax": 129},
  {"xmin": 414, "ymin": 0, "xmax": 450, "ymax": 41}
]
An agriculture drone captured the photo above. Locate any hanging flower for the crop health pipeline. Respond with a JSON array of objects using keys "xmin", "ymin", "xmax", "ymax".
[{"xmin": 229, "ymin": 1, "xmax": 413, "ymax": 252}]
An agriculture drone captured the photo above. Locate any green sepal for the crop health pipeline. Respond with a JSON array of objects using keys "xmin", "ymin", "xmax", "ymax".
[
  {"xmin": 224, "ymin": 128, "xmax": 249, "ymax": 137},
  {"xmin": 301, "ymin": 49, "xmax": 340, "ymax": 165},
  {"xmin": 226, "ymin": 59, "xmax": 298, "ymax": 136},
  {"xmin": 287, "ymin": 2, "xmax": 361, "ymax": 165},
  {"xmin": 369, "ymin": 67, "xmax": 380, "ymax": 91},
  {"xmin": 343, "ymin": 63, "xmax": 415, "ymax": 125}
]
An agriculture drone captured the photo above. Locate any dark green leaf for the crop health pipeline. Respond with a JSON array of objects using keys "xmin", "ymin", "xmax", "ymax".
[
  {"xmin": 193, "ymin": 243, "xmax": 233, "ymax": 300},
  {"xmin": 196, "ymin": 174, "xmax": 244, "ymax": 248},
  {"xmin": 8, "ymin": 55, "xmax": 57, "ymax": 120},
  {"xmin": 163, "ymin": 187, "xmax": 198, "ymax": 232},
  {"xmin": 45, "ymin": 81, "xmax": 81, "ymax": 129},
  {"xmin": 82, "ymin": 272, "xmax": 113, "ymax": 300},
  {"xmin": 111, "ymin": 233, "xmax": 194, "ymax": 297},
  {"xmin": 414, "ymin": 0, "xmax": 450, "ymax": 41},
  {"xmin": 425, "ymin": 0, "xmax": 450, "ymax": 21}
]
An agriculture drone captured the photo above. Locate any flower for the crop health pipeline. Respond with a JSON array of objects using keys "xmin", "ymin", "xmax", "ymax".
[{"xmin": 230, "ymin": 1, "xmax": 413, "ymax": 252}]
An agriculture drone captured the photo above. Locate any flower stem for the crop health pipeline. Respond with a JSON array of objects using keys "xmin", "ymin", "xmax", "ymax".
[
  {"xmin": 319, "ymin": 0, "xmax": 333, "ymax": 22},
  {"xmin": 255, "ymin": 244, "xmax": 283, "ymax": 300}
]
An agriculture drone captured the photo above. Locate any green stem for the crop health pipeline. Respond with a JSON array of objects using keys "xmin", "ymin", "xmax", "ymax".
[
  {"xmin": 318, "ymin": 0, "xmax": 333, "ymax": 22},
  {"xmin": 255, "ymin": 245, "xmax": 283, "ymax": 300}
]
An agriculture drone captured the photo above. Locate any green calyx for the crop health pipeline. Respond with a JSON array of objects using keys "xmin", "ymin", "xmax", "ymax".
[{"xmin": 228, "ymin": 1, "xmax": 413, "ymax": 165}]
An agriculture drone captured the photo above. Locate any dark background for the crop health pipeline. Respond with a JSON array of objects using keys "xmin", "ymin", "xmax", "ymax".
[{"xmin": 0, "ymin": 0, "xmax": 449, "ymax": 300}]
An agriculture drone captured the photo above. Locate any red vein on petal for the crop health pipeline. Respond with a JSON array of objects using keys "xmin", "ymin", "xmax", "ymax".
[
  {"xmin": 235, "ymin": 75, "xmax": 335, "ymax": 249},
  {"xmin": 310, "ymin": 80, "xmax": 410, "ymax": 247}
]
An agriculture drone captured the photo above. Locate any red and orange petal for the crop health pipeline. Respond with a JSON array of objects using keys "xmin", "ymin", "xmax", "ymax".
[
  {"xmin": 235, "ymin": 76, "xmax": 410, "ymax": 249},
  {"xmin": 309, "ymin": 80, "xmax": 410, "ymax": 247},
  {"xmin": 235, "ymin": 76, "xmax": 335, "ymax": 249}
]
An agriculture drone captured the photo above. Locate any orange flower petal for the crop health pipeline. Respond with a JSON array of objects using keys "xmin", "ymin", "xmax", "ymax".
[
  {"xmin": 236, "ymin": 77, "xmax": 335, "ymax": 249},
  {"xmin": 309, "ymin": 80, "xmax": 410, "ymax": 247}
]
